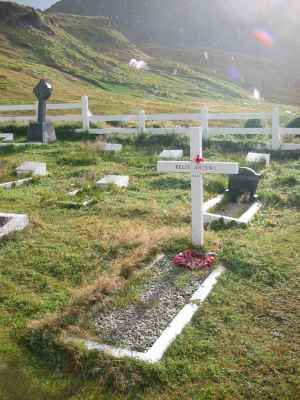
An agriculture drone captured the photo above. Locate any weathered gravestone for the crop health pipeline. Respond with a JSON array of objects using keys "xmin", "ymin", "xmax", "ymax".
[
  {"xmin": 27, "ymin": 79, "xmax": 56, "ymax": 144},
  {"xmin": 228, "ymin": 167, "xmax": 262, "ymax": 202}
]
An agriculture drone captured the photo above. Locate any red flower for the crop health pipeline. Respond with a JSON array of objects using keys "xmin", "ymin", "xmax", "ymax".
[
  {"xmin": 172, "ymin": 250, "xmax": 216, "ymax": 271},
  {"xmin": 194, "ymin": 155, "xmax": 205, "ymax": 164}
]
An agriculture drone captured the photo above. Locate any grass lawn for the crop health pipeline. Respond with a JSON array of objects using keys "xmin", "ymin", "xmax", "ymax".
[{"xmin": 0, "ymin": 128, "xmax": 299, "ymax": 399}]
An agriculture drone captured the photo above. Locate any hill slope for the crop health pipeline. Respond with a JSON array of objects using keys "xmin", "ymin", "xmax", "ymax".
[
  {"xmin": 0, "ymin": 2, "xmax": 252, "ymax": 113},
  {"xmin": 49, "ymin": 0, "xmax": 299, "ymax": 60},
  {"xmin": 49, "ymin": 0, "xmax": 300, "ymax": 106}
]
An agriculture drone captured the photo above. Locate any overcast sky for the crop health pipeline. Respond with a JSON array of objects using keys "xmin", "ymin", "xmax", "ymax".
[{"xmin": 8, "ymin": 0, "xmax": 57, "ymax": 10}]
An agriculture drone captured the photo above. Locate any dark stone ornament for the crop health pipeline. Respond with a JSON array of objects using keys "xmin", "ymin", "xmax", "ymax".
[
  {"xmin": 27, "ymin": 79, "xmax": 56, "ymax": 144},
  {"xmin": 228, "ymin": 167, "xmax": 262, "ymax": 202}
]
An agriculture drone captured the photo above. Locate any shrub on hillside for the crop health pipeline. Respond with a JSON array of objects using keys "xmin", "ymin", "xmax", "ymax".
[
  {"xmin": 287, "ymin": 116, "xmax": 300, "ymax": 128},
  {"xmin": 244, "ymin": 119, "xmax": 263, "ymax": 128}
]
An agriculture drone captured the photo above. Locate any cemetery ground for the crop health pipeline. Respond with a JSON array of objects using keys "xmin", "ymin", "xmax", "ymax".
[{"xmin": 0, "ymin": 127, "xmax": 299, "ymax": 400}]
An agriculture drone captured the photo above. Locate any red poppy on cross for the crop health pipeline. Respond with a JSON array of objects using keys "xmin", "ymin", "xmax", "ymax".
[{"xmin": 194, "ymin": 154, "xmax": 205, "ymax": 164}]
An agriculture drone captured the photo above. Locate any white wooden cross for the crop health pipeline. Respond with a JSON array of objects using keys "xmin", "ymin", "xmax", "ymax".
[{"xmin": 157, "ymin": 128, "xmax": 239, "ymax": 247}]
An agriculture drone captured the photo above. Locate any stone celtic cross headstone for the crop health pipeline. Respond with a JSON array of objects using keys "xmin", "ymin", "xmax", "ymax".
[{"xmin": 27, "ymin": 79, "xmax": 56, "ymax": 144}]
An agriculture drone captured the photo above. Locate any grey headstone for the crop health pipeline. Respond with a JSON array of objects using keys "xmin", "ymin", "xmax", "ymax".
[
  {"xmin": 228, "ymin": 167, "xmax": 262, "ymax": 202},
  {"xmin": 27, "ymin": 79, "xmax": 56, "ymax": 144}
]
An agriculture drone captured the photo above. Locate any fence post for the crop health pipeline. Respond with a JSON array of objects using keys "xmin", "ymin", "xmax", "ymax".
[
  {"xmin": 138, "ymin": 110, "xmax": 145, "ymax": 134},
  {"xmin": 272, "ymin": 107, "xmax": 281, "ymax": 150},
  {"xmin": 201, "ymin": 106, "xmax": 209, "ymax": 141},
  {"xmin": 35, "ymin": 101, "xmax": 39, "ymax": 121},
  {"xmin": 81, "ymin": 96, "xmax": 90, "ymax": 131}
]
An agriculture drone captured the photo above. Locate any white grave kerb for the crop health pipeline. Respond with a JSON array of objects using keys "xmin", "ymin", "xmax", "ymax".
[{"xmin": 157, "ymin": 128, "xmax": 239, "ymax": 247}]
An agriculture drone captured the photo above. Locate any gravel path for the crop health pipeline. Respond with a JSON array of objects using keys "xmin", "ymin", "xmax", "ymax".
[{"xmin": 94, "ymin": 256, "xmax": 210, "ymax": 352}]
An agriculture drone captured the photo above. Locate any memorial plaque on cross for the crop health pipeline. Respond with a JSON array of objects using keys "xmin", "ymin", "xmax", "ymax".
[{"xmin": 157, "ymin": 128, "xmax": 239, "ymax": 247}]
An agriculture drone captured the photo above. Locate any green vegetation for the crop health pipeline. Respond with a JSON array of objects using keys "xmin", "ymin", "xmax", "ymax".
[
  {"xmin": 0, "ymin": 127, "xmax": 299, "ymax": 399},
  {"xmin": 287, "ymin": 116, "xmax": 300, "ymax": 128},
  {"xmin": 244, "ymin": 119, "xmax": 263, "ymax": 128}
]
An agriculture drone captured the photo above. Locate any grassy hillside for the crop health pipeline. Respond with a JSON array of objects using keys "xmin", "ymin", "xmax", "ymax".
[
  {"xmin": 145, "ymin": 46, "xmax": 300, "ymax": 106},
  {"xmin": 0, "ymin": 2, "xmax": 256, "ymax": 116}
]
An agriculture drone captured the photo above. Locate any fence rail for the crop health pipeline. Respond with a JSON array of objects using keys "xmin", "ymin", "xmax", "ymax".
[
  {"xmin": 85, "ymin": 106, "xmax": 299, "ymax": 150},
  {"xmin": 1, "ymin": 97, "xmax": 299, "ymax": 150},
  {"xmin": 0, "ymin": 96, "xmax": 90, "ymax": 130}
]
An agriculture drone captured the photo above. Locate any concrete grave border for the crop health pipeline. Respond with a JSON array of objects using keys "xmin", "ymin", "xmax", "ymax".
[
  {"xmin": 0, "ymin": 133, "xmax": 14, "ymax": 142},
  {"xmin": 70, "ymin": 264, "xmax": 225, "ymax": 363},
  {"xmin": 0, "ymin": 178, "xmax": 33, "ymax": 190},
  {"xmin": 203, "ymin": 194, "xmax": 262, "ymax": 225},
  {"xmin": 0, "ymin": 212, "xmax": 29, "ymax": 238}
]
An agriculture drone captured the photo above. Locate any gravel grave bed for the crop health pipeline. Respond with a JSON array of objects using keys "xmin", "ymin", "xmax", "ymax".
[{"xmin": 94, "ymin": 255, "xmax": 211, "ymax": 352}]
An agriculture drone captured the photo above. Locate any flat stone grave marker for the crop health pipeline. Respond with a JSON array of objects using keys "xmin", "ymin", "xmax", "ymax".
[
  {"xmin": 157, "ymin": 128, "xmax": 239, "ymax": 246},
  {"xmin": 159, "ymin": 149, "xmax": 183, "ymax": 159},
  {"xmin": 103, "ymin": 143, "xmax": 122, "ymax": 152},
  {"xmin": 96, "ymin": 175, "xmax": 129, "ymax": 189},
  {"xmin": 67, "ymin": 188, "xmax": 82, "ymax": 197},
  {"xmin": 246, "ymin": 152, "xmax": 270, "ymax": 167},
  {"xmin": 16, "ymin": 161, "xmax": 47, "ymax": 177},
  {"xmin": 0, "ymin": 213, "xmax": 29, "ymax": 238},
  {"xmin": 0, "ymin": 133, "xmax": 14, "ymax": 142}
]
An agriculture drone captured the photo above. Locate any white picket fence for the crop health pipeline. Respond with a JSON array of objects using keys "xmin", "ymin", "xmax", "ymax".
[
  {"xmin": 0, "ymin": 96, "xmax": 90, "ymax": 130},
  {"xmin": 0, "ymin": 96, "xmax": 299, "ymax": 150},
  {"xmin": 85, "ymin": 106, "xmax": 300, "ymax": 151}
]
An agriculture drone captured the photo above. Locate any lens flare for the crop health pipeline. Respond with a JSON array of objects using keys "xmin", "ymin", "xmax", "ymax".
[
  {"xmin": 252, "ymin": 29, "xmax": 274, "ymax": 48},
  {"xmin": 228, "ymin": 66, "xmax": 241, "ymax": 82},
  {"xmin": 253, "ymin": 88, "xmax": 261, "ymax": 100}
]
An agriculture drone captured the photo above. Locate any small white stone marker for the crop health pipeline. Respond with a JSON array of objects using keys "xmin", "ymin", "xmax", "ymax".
[
  {"xmin": 67, "ymin": 188, "xmax": 82, "ymax": 197},
  {"xmin": 157, "ymin": 128, "xmax": 239, "ymax": 246},
  {"xmin": 96, "ymin": 175, "xmax": 129, "ymax": 189},
  {"xmin": 0, "ymin": 213, "xmax": 29, "ymax": 238},
  {"xmin": 0, "ymin": 133, "xmax": 14, "ymax": 142},
  {"xmin": 159, "ymin": 149, "xmax": 183, "ymax": 159},
  {"xmin": 246, "ymin": 152, "xmax": 270, "ymax": 167},
  {"xmin": 103, "ymin": 143, "xmax": 122, "ymax": 152},
  {"xmin": 16, "ymin": 161, "xmax": 47, "ymax": 177}
]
